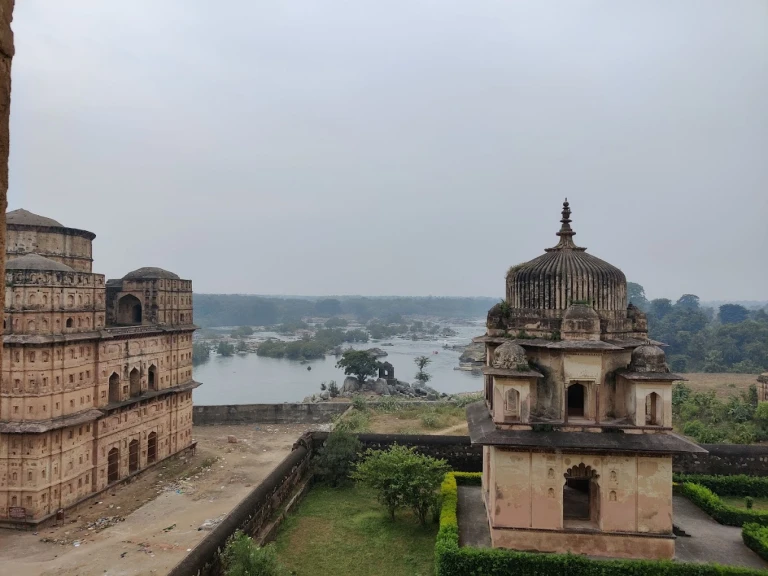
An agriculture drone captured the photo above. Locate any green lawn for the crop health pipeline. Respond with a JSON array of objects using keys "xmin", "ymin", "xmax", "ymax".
[
  {"xmin": 273, "ymin": 484, "xmax": 437, "ymax": 576},
  {"xmin": 721, "ymin": 496, "xmax": 768, "ymax": 510}
]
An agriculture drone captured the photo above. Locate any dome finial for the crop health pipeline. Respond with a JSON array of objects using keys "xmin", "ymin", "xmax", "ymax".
[{"xmin": 546, "ymin": 199, "xmax": 585, "ymax": 251}]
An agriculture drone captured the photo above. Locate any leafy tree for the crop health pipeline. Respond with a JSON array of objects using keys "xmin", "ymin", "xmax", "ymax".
[
  {"xmin": 313, "ymin": 431, "xmax": 361, "ymax": 487},
  {"xmin": 236, "ymin": 340, "xmax": 248, "ymax": 353},
  {"xmin": 414, "ymin": 355, "xmax": 432, "ymax": 386},
  {"xmin": 720, "ymin": 304, "xmax": 750, "ymax": 325},
  {"xmin": 217, "ymin": 341, "xmax": 235, "ymax": 356},
  {"xmin": 222, "ymin": 531, "xmax": 288, "ymax": 576},
  {"xmin": 352, "ymin": 445, "xmax": 450, "ymax": 524},
  {"xmin": 324, "ymin": 317, "xmax": 349, "ymax": 328},
  {"xmin": 627, "ymin": 282, "xmax": 650, "ymax": 310},
  {"xmin": 231, "ymin": 325, "xmax": 254, "ymax": 338},
  {"xmin": 192, "ymin": 342, "xmax": 210, "ymax": 365},
  {"xmin": 649, "ymin": 298, "xmax": 673, "ymax": 320},
  {"xmin": 676, "ymin": 294, "xmax": 701, "ymax": 310},
  {"xmin": 336, "ymin": 350, "xmax": 380, "ymax": 383}
]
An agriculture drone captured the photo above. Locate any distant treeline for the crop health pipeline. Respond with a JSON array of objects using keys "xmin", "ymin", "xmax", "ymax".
[
  {"xmin": 629, "ymin": 283, "xmax": 768, "ymax": 373},
  {"xmin": 192, "ymin": 295, "xmax": 497, "ymax": 328}
]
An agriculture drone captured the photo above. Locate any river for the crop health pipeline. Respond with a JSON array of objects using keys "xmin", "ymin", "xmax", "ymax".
[{"xmin": 192, "ymin": 321, "xmax": 485, "ymax": 404}]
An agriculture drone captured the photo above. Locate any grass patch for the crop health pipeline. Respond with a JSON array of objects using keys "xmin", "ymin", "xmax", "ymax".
[{"xmin": 273, "ymin": 484, "xmax": 437, "ymax": 576}]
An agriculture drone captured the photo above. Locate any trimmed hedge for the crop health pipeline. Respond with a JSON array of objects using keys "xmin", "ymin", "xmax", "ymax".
[
  {"xmin": 678, "ymin": 482, "xmax": 768, "ymax": 527},
  {"xmin": 742, "ymin": 523, "xmax": 768, "ymax": 561},
  {"xmin": 435, "ymin": 472, "xmax": 765, "ymax": 576},
  {"xmin": 675, "ymin": 474, "xmax": 768, "ymax": 498}
]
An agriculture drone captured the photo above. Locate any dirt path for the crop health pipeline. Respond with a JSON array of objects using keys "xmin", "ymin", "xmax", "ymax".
[
  {"xmin": 434, "ymin": 422, "xmax": 469, "ymax": 435},
  {"xmin": 0, "ymin": 423, "xmax": 322, "ymax": 576}
]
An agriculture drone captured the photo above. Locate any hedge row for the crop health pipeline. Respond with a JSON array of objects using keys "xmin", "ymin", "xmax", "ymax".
[
  {"xmin": 435, "ymin": 472, "xmax": 765, "ymax": 576},
  {"xmin": 675, "ymin": 474, "xmax": 768, "ymax": 498},
  {"xmin": 742, "ymin": 523, "xmax": 768, "ymax": 561},
  {"xmin": 677, "ymin": 482, "xmax": 768, "ymax": 527}
]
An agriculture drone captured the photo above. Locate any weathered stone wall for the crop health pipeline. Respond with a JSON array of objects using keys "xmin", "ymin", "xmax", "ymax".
[
  {"xmin": 6, "ymin": 225, "xmax": 95, "ymax": 272},
  {"xmin": 193, "ymin": 402, "xmax": 351, "ymax": 425},
  {"xmin": 673, "ymin": 444, "xmax": 768, "ymax": 476}
]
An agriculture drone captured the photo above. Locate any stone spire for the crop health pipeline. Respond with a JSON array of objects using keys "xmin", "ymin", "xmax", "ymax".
[{"xmin": 546, "ymin": 198, "xmax": 585, "ymax": 252}]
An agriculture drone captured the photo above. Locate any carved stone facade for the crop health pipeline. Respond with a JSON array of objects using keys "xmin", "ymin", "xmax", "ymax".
[
  {"xmin": 469, "ymin": 200, "xmax": 704, "ymax": 560},
  {"xmin": 0, "ymin": 209, "xmax": 199, "ymax": 525}
]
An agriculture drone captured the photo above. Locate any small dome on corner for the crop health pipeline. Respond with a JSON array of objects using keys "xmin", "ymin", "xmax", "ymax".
[
  {"xmin": 630, "ymin": 344, "xmax": 669, "ymax": 373},
  {"xmin": 123, "ymin": 267, "xmax": 180, "ymax": 281},
  {"xmin": 492, "ymin": 341, "xmax": 528, "ymax": 370}
]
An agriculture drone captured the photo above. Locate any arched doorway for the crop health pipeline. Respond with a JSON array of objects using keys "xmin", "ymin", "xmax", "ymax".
[
  {"xmin": 117, "ymin": 295, "xmax": 142, "ymax": 325},
  {"xmin": 645, "ymin": 392, "xmax": 662, "ymax": 426},
  {"xmin": 504, "ymin": 388, "xmax": 520, "ymax": 421},
  {"xmin": 148, "ymin": 365, "xmax": 157, "ymax": 391},
  {"xmin": 107, "ymin": 448, "xmax": 120, "ymax": 483},
  {"xmin": 129, "ymin": 368, "xmax": 141, "ymax": 397},
  {"xmin": 108, "ymin": 373, "xmax": 120, "ymax": 403},
  {"xmin": 563, "ymin": 463, "xmax": 599, "ymax": 529},
  {"xmin": 128, "ymin": 439, "xmax": 139, "ymax": 473},
  {"xmin": 567, "ymin": 383, "xmax": 586, "ymax": 419},
  {"xmin": 147, "ymin": 432, "xmax": 157, "ymax": 464}
]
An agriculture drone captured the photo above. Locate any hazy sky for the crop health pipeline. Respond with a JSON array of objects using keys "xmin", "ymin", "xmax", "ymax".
[{"xmin": 8, "ymin": 1, "xmax": 768, "ymax": 300}]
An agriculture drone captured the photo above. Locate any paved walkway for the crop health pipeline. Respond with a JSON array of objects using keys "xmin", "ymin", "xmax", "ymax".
[
  {"xmin": 673, "ymin": 495, "xmax": 767, "ymax": 569},
  {"xmin": 456, "ymin": 487, "xmax": 768, "ymax": 569},
  {"xmin": 457, "ymin": 485, "xmax": 492, "ymax": 547}
]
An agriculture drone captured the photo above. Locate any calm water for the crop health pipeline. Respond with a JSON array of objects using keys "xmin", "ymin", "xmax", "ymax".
[{"xmin": 193, "ymin": 322, "xmax": 484, "ymax": 404}]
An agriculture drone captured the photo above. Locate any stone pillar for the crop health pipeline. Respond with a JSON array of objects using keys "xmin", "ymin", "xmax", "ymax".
[{"xmin": 0, "ymin": 0, "xmax": 13, "ymax": 381}]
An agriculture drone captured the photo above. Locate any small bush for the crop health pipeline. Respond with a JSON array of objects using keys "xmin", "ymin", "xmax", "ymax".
[
  {"xmin": 743, "ymin": 523, "xmax": 768, "ymax": 561},
  {"xmin": 421, "ymin": 410, "xmax": 440, "ymax": 429},
  {"xmin": 313, "ymin": 431, "xmax": 361, "ymax": 487},
  {"xmin": 222, "ymin": 531, "xmax": 288, "ymax": 576},
  {"xmin": 327, "ymin": 380, "xmax": 340, "ymax": 398},
  {"xmin": 352, "ymin": 444, "xmax": 449, "ymax": 525},
  {"xmin": 351, "ymin": 395, "xmax": 368, "ymax": 412},
  {"xmin": 375, "ymin": 396, "xmax": 403, "ymax": 413},
  {"xmin": 451, "ymin": 393, "xmax": 483, "ymax": 408},
  {"xmin": 333, "ymin": 409, "xmax": 370, "ymax": 433},
  {"xmin": 674, "ymin": 474, "xmax": 768, "ymax": 498},
  {"xmin": 677, "ymin": 482, "xmax": 768, "ymax": 526},
  {"xmin": 746, "ymin": 497, "xmax": 755, "ymax": 509}
]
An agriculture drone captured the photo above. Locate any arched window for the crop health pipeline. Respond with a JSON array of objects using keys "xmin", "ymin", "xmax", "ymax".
[
  {"xmin": 504, "ymin": 388, "xmax": 520, "ymax": 421},
  {"xmin": 129, "ymin": 439, "xmax": 140, "ymax": 473},
  {"xmin": 117, "ymin": 295, "xmax": 142, "ymax": 325},
  {"xmin": 148, "ymin": 365, "xmax": 157, "ymax": 391},
  {"xmin": 645, "ymin": 392, "xmax": 662, "ymax": 426},
  {"xmin": 66, "ymin": 318, "xmax": 73, "ymax": 329},
  {"xmin": 108, "ymin": 373, "xmax": 120, "ymax": 403},
  {"xmin": 129, "ymin": 368, "xmax": 141, "ymax": 397},
  {"xmin": 147, "ymin": 432, "xmax": 157, "ymax": 464},
  {"xmin": 108, "ymin": 448, "xmax": 120, "ymax": 483}
]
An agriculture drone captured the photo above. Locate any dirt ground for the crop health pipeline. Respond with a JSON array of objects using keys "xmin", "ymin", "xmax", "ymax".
[
  {"xmin": 0, "ymin": 423, "xmax": 324, "ymax": 576},
  {"xmin": 683, "ymin": 372, "xmax": 760, "ymax": 399}
]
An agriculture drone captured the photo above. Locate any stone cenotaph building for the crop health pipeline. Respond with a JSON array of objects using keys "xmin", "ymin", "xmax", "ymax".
[
  {"xmin": 0, "ymin": 209, "xmax": 199, "ymax": 526},
  {"xmin": 468, "ymin": 200, "xmax": 704, "ymax": 559}
]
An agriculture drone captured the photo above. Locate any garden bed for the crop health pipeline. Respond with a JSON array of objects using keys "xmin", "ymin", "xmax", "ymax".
[{"xmin": 272, "ymin": 484, "xmax": 437, "ymax": 575}]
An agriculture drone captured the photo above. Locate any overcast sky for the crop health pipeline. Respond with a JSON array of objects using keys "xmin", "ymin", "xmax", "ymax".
[{"xmin": 8, "ymin": 1, "xmax": 768, "ymax": 300}]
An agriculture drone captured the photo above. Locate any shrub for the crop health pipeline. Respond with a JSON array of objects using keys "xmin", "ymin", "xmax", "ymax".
[
  {"xmin": 436, "ymin": 473, "xmax": 765, "ymax": 576},
  {"xmin": 351, "ymin": 395, "xmax": 368, "ymax": 412},
  {"xmin": 313, "ymin": 431, "xmax": 361, "ymax": 487},
  {"xmin": 746, "ymin": 497, "xmax": 754, "ymax": 510},
  {"xmin": 674, "ymin": 474, "xmax": 768, "ymax": 498},
  {"xmin": 743, "ymin": 523, "xmax": 768, "ymax": 561},
  {"xmin": 222, "ymin": 531, "xmax": 288, "ymax": 576},
  {"xmin": 451, "ymin": 393, "xmax": 484, "ymax": 408},
  {"xmin": 333, "ymin": 409, "xmax": 369, "ymax": 433},
  {"xmin": 327, "ymin": 380, "xmax": 340, "ymax": 398},
  {"xmin": 352, "ymin": 445, "xmax": 449, "ymax": 524},
  {"xmin": 677, "ymin": 482, "xmax": 768, "ymax": 526},
  {"xmin": 421, "ymin": 410, "xmax": 439, "ymax": 429},
  {"xmin": 375, "ymin": 396, "xmax": 403, "ymax": 413}
]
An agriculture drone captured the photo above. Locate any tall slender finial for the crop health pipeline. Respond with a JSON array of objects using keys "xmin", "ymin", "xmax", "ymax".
[{"xmin": 546, "ymin": 198, "xmax": 585, "ymax": 251}]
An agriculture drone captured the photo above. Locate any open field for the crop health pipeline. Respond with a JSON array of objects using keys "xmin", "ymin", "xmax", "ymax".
[
  {"xmin": 0, "ymin": 423, "xmax": 321, "ymax": 576},
  {"xmin": 682, "ymin": 373, "xmax": 760, "ymax": 399},
  {"xmin": 273, "ymin": 485, "xmax": 437, "ymax": 576},
  {"xmin": 720, "ymin": 496, "xmax": 768, "ymax": 511}
]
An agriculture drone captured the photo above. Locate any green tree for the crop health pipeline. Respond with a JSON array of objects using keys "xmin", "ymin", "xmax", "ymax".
[
  {"xmin": 324, "ymin": 317, "xmax": 349, "ymax": 328},
  {"xmin": 720, "ymin": 304, "xmax": 750, "ymax": 325},
  {"xmin": 649, "ymin": 298, "xmax": 673, "ymax": 320},
  {"xmin": 352, "ymin": 445, "xmax": 449, "ymax": 524},
  {"xmin": 192, "ymin": 342, "xmax": 210, "ymax": 365},
  {"xmin": 676, "ymin": 294, "xmax": 701, "ymax": 310},
  {"xmin": 222, "ymin": 531, "xmax": 288, "ymax": 576},
  {"xmin": 236, "ymin": 340, "xmax": 248, "ymax": 353},
  {"xmin": 336, "ymin": 350, "xmax": 380, "ymax": 383},
  {"xmin": 313, "ymin": 431, "xmax": 361, "ymax": 487},
  {"xmin": 414, "ymin": 355, "xmax": 432, "ymax": 386},
  {"xmin": 627, "ymin": 282, "xmax": 650, "ymax": 310},
  {"xmin": 217, "ymin": 341, "xmax": 235, "ymax": 357},
  {"xmin": 231, "ymin": 325, "xmax": 255, "ymax": 338},
  {"xmin": 314, "ymin": 298, "xmax": 342, "ymax": 317}
]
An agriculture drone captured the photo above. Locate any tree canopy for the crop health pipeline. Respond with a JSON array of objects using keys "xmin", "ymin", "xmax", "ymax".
[{"xmin": 336, "ymin": 350, "xmax": 380, "ymax": 383}]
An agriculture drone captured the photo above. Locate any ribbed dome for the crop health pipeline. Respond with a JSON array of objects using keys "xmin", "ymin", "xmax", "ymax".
[
  {"xmin": 630, "ymin": 344, "xmax": 669, "ymax": 373},
  {"xmin": 6, "ymin": 253, "xmax": 75, "ymax": 272},
  {"xmin": 7, "ymin": 208, "xmax": 63, "ymax": 228},
  {"xmin": 123, "ymin": 267, "xmax": 180, "ymax": 280},
  {"xmin": 506, "ymin": 200, "xmax": 627, "ymax": 312}
]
